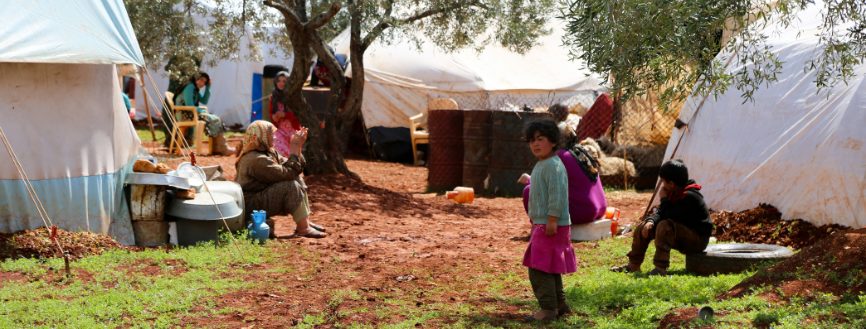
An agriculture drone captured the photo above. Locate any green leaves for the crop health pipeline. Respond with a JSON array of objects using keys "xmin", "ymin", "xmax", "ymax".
[{"xmin": 561, "ymin": 0, "xmax": 866, "ymax": 109}]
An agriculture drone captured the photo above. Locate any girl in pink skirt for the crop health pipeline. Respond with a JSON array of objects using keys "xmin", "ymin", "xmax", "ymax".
[{"xmin": 521, "ymin": 119, "xmax": 577, "ymax": 322}]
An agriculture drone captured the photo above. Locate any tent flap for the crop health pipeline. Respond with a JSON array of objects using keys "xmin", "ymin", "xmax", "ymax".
[{"xmin": 0, "ymin": 0, "xmax": 144, "ymax": 66}]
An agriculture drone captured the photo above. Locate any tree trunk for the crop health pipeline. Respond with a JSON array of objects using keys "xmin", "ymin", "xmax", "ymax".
[
  {"xmin": 340, "ymin": 8, "xmax": 366, "ymax": 155},
  {"xmin": 610, "ymin": 88, "xmax": 623, "ymax": 144},
  {"xmin": 280, "ymin": 19, "xmax": 338, "ymax": 174},
  {"xmin": 307, "ymin": 28, "xmax": 358, "ymax": 178}
]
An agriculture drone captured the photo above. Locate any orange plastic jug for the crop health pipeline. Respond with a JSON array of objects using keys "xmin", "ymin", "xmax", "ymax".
[
  {"xmin": 446, "ymin": 187, "xmax": 475, "ymax": 204},
  {"xmin": 605, "ymin": 207, "xmax": 621, "ymax": 236}
]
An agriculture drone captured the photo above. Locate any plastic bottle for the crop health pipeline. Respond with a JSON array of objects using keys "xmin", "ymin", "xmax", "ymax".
[
  {"xmin": 446, "ymin": 186, "xmax": 475, "ymax": 204},
  {"xmin": 605, "ymin": 207, "xmax": 621, "ymax": 237},
  {"xmin": 248, "ymin": 210, "xmax": 270, "ymax": 243}
]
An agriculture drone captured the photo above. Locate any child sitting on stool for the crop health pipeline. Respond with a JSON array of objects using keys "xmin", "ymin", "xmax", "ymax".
[{"xmin": 611, "ymin": 159, "xmax": 713, "ymax": 275}]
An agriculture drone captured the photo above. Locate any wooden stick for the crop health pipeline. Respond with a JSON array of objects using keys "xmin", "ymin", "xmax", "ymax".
[{"xmin": 139, "ymin": 70, "xmax": 157, "ymax": 141}]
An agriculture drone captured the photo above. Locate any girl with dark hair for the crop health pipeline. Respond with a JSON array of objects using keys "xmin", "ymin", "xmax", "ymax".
[
  {"xmin": 269, "ymin": 71, "xmax": 302, "ymax": 157},
  {"xmin": 520, "ymin": 104, "xmax": 607, "ymax": 225},
  {"xmin": 521, "ymin": 119, "xmax": 576, "ymax": 322}
]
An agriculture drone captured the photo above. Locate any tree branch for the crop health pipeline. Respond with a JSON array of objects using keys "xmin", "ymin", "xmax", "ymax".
[
  {"xmin": 264, "ymin": 0, "xmax": 303, "ymax": 30},
  {"xmin": 308, "ymin": 2, "xmax": 341, "ymax": 30},
  {"xmin": 362, "ymin": 0, "xmax": 488, "ymax": 48},
  {"xmin": 401, "ymin": 0, "xmax": 487, "ymax": 23}
]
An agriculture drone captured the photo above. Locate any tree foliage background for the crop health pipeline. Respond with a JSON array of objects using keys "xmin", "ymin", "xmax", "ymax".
[{"xmin": 561, "ymin": 0, "xmax": 866, "ymax": 110}]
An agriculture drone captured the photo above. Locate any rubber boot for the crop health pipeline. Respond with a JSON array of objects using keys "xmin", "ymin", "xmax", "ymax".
[{"xmin": 212, "ymin": 134, "xmax": 236, "ymax": 156}]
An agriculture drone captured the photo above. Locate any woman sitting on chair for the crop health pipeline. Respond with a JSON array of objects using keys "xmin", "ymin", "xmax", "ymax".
[
  {"xmin": 235, "ymin": 120, "xmax": 327, "ymax": 238},
  {"xmin": 174, "ymin": 72, "xmax": 236, "ymax": 155}
]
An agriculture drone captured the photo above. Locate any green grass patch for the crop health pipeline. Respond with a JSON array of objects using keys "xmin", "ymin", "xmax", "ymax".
[
  {"xmin": 0, "ymin": 236, "xmax": 273, "ymax": 328},
  {"xmin": 4, "ymin": 233, "xmax": 864, "ymax": 328},
  {"xmin": 136, "ymin": 127, "xmax": 241, "ymax": 143},
  {"xmin": 137, "ymin": 127, "xmax": 166, "ymax": 142},
  {"xmin": 315, "ymin": 238, "xmax": 865, "ymax": 328}
]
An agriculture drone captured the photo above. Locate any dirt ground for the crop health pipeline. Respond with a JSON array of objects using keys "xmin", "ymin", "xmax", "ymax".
[
  {"xmin": 711, "ymin": 204, "xmax": 851, "ymax": 249},
  {"xmin": 181, "ymin": 157, "xmax": 653, "ymax": 327},
  {"xmin": 11, "ymin": 145, "xmax": 860, "ymax": 327},
  {"xmin": 0, "ymin": 149, "xmax": 652, "ymax": 327}
]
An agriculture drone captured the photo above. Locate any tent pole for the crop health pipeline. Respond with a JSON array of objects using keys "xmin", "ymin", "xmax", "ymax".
[{"xmin": 139, "ymin": 69, "xmax": 157, "ymax": 141}]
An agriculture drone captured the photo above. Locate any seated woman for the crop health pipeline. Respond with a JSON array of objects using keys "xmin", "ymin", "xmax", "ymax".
[
  {"xmin": 235, "ymin": 120, "xmax": 326, "ymax": 238},
  {"xmin": 173, "ymin": 72, "xmax": 236, "ymax": 155},
  {"xmin": 521, "ymin": 104, "xmax": 607, "ymax": 225},
  {"xmin": 269, "ymin": 71, "xmax": 301, "ymax": 157}
]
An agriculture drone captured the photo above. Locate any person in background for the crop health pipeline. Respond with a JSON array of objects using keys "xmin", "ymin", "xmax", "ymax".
[
  {"xmin": 611, "ymin": 159, "xmax": 713, "ymax": 275},
  {"xmin": 235, "ymin": 120, "xmax": 327, "ymax": 239},
  {"xmin": 172, "ymin": 72, "xmax": 236, "ymax": 156},
  {"xmin": 520, "ymin": 104, "xmax": 607, "ymax": 225},
  {"xmin": 269, "ymin": 71, "xmax": 301, "ymax": 157},
  {"xmin": 121, "ymin": 92, "xmax": 136, "ymax": 119},
  {"xmin": 521, "ymin": 119, "xmax": 576, "ymax": 322},
  {"xmin": 548, "ymin": 103, "xmax": 577, "ymax": 149}
]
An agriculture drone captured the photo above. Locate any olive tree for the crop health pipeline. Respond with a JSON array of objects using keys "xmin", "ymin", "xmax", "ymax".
[
  {"xmin": 561, "ymin": 0, "xmax": 866, "ymax": 112},
  {"xmin": 127, "ymin": 0, "xmax": 558, "ymax": 177}
]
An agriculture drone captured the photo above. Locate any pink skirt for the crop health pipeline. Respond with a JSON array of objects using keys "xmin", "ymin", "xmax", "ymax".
[
  {"xmin": 523, "ymin": 224, "xmax": 577, "ymax": 274},
  {"xmin": 273, "ymin": 120, "xmax": 296, "ymax": 158}
]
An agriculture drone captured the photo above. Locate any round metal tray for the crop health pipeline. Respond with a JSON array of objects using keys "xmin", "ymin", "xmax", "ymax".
[
  {"xmin": 126, "ymin": 172, "xmax": 190, "ymax": 190},
  {"xmin": 166, "ymin": 191, "xmax": 242, "ymax": 221}
]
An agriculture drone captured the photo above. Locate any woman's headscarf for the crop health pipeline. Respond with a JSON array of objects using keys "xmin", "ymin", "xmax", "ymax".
[
  {"xmin": 237, "ymin": 120, "xmax": 277, "ymax": 165},
  {"xmin": 272, "ymin": 71, "xmax": 290, "ymax": 98}
]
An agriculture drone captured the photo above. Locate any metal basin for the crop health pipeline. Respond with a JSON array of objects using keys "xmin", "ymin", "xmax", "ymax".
[{"xmin": 166, "ymin": 191, "xmax": 242, "ymax": 220}]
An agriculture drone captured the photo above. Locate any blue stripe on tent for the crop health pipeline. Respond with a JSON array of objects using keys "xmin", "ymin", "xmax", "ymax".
[{"xmin": 0, "ymin": 164, "xmax": 133, "ymax": 243}]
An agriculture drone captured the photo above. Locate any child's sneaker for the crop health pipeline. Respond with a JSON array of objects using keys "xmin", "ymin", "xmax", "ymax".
[
  {"xmin": 610, "ymin": 264, "xmax": 639, "ymax": 273},
  {"xmin": 647, "ymin": 268, "xmax": 667, "ymax": 276}
]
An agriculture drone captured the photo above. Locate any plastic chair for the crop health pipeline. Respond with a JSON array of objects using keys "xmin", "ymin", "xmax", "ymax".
[
  {"xmin": 165, "ymin": 91, "xmax": 210, "ymax": 155},
  {"xmin": 409, "ymin": 113, "xmax": 429, "ymax": 165}
]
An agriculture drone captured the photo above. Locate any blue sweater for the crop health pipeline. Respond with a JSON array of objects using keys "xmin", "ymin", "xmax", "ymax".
[{"xmin": 528, "ymin": 156, "xmax": 570, "ymax": 226}]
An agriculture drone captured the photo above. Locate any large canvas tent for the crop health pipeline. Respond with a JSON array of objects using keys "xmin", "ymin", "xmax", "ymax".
[
  {"xmin": 0, "ymin": 0, "xmax": 144, "ymax": 244},
  {"xmin": 330, "ymin": 19, "xmax": 606, "ymax": 130},
  {"xmin": 664, "ymin": 1, "xmax": 866, "ymax": 228}
]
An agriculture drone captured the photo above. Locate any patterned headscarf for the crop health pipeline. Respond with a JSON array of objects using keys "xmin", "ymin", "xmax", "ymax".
[{"xmin": 237, "ymin": 120, "xmax": 277, "ymax": 164}]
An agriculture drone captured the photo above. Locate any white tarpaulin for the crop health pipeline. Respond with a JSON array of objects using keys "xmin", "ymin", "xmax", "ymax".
[
  {"xmin": 331, "ymin": 19, "xmax": 605, "ymax": 128},
  {"xmin": 0, "ymin": 0, "xmax": 144, "ymax": 66},
  {"xmin": 0, "ymin": 0, "xmax": 142, "ymax": 244},
  {"xmin": 665, "ymin": 1, "xmax": 866, "ymax": 228}
]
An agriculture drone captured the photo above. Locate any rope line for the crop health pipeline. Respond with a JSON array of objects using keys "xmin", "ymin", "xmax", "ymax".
[{"xmin": 0, "ymin": 124, "xmax": 66, "ymax": 256}]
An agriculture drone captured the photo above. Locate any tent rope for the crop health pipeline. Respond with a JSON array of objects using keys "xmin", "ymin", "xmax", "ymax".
[{"xmin": 0, "ymin": 124, "xmax": 68, "ymax": 262}]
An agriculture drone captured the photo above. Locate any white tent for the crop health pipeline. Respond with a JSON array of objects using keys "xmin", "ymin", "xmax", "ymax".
[
  {"xmin": 665, "ymin": 1, "xmax": 866, "ymax": 228},
  {"xmin": 0, "ymin": 0, "xmax": 144, "ymax": 244},
  {"xmin": 134, "ymin": 29, "xmax": 294, "ymax": 127},
  {"xmin": 330, "ymin": 19, "xmax": 606, "ymax": 129}
]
